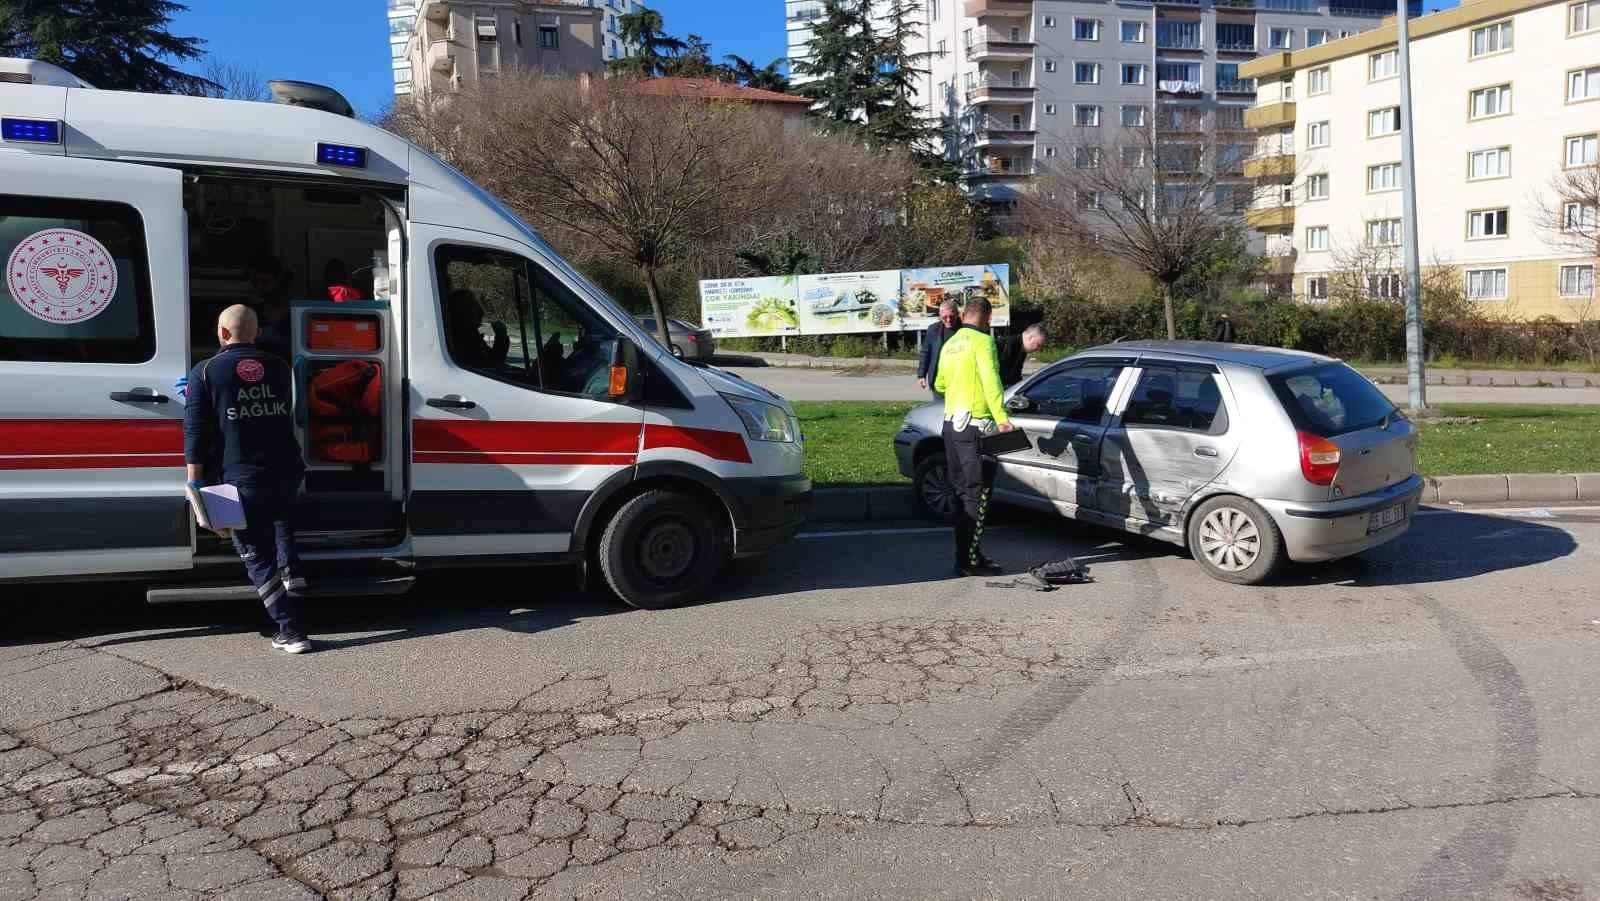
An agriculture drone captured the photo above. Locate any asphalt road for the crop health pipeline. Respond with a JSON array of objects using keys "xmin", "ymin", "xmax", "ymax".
[
  {"xmin": 719, "ymin": 363, "xmax": 1600, "ymax": 406},
  {"xmin": 3, "ymin": 503, "xmax": 1597, "ymax": 898}
]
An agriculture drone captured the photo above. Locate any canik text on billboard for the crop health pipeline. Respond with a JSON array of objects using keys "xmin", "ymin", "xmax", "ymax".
[{"xmin": 697, "ymin": 264, "xmax": 1011, "ymax": 337}]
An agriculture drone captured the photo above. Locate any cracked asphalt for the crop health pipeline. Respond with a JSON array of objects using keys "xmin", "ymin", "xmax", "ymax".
[{"xmin": 2, "ymin": 504, "xmax": 1598, "ymax": 899}]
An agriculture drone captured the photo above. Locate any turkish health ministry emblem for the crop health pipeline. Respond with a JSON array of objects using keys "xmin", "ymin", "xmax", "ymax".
[{"xmin": 7, "ymin": 228, "xmax": 119, "ymax": 324}]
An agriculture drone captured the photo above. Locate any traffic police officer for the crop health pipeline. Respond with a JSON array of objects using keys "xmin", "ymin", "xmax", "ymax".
[
  {"xmin": 934, "ymin": 298, "xmax": 1015, "ymax": 576},
  {"xmin": 183, "ymin": 304, "xmax": 314, "ymax": 654}
]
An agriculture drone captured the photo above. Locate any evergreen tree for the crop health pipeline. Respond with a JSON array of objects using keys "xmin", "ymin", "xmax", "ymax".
[
  {"xmin": 608, "ymin": 6, "xmax": 686, "ymax": 77},
  {"xmin": 0, "ymin": 0, "xmax": 211, "ymax": 94},
  {"xmin": 793, "ymin": 0, "xmax": 880, "ymax": 133},
  {"xmin": 665, "ymin": 34, "xmax": 714, "ymax": 78},
  {"xmin": 869, "ymin": 0, "xmax": 936, "ymax": 152},
  {"xmin": 723, "ymin": 55, "xmax": 791, "ymax": 93}
]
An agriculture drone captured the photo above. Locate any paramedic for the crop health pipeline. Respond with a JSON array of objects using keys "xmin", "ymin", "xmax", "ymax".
[
  {"xmin": 447, "ymin": 289, "xmax": 511, "ymax": 369},
  {"xmin": 183, "ymin": 305, "xmax": 314, "ymax": 655},
  {"xmin": 934, "ymin": 297, "xmax": 1014, "ymax": 577}
]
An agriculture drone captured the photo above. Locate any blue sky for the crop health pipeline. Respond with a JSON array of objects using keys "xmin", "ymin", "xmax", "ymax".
[{"xmin": 171, "ymin": 2, "xmax": 789, "ymax": 118}]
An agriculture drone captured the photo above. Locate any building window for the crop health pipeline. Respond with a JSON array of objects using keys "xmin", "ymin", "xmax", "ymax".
[
  {"xmin": 931, "ymin": 0, "xmax": 940, "ymax": 21},
  {"xmin": 1075, "ymin": 18, "xmax": 1101, "ymax": 40},
  {"xmin": 1470, "ymin": 21, "xmax": 1513, "ymax": 57},
  {"xmin": 1075, "ymin": 146, "xmax": 1103, "ymax": 168},
  {"xmin": 1567, "ymin": 133, "xmax": 1599, "ymax": 166},
  {"xmin": 1217, "ymin": 23, "xmax": 1255, "ymax": 51},
  {"xmin": 1306, "ymin": 276, "xmax": 1329, "ymax": 300},
  {"xmin": 1465, "ymin": 268, "xmax": 1509, "ymax": 300},
  {"xmin": 1044, "ymin": 14, "xmax": 1058, "ymax": 27},
  {"xmin": 1075, "ymin": 62, "xmax": 1100, "ymax": 84},
  {"xmin": 1215, "ymin": 63, "xmax": 1251, "ymax": 93},
  {"xmin": 539, "ymin": 26, "xmax": 559, "ymax": 49},
  {"xmin": 1369, "ymin": 49, "xmax": 1398, "ymax": 81},
  {"xmin": 1306, "ymin": 226, "xmax": 1330, "ymax": 251},
  {"xmin": 937, "ymin": 40, "xmax": 947, "ymax": 55},
  {"xmin": 1121, "ymin": 20, "xmax": 1145, "ymax": 43},
  {"xmin": 1569, "ymin": 66, "xmax": 1600, "ymax": 102},
  {"xmin": 1571, "ymin": 0, "xmax": 1599, "ymax": 34},
  {"xmin": 1307, "ymin": 28, "xmax": 1331, "ymax": 47},
  {"xmin": 1044, "ymin": 59, "xmax": 1059, "ymax": 72},
  {"xmin": 1308, "ymin": 120, "xmax": 1331, "ymax": 147},
  {"xmin": 1367, "ymin": 162, "xmax": 1402, "ymax": 192},
  {"xmin": 1121, "ymin": 105, "xmax": 1147, "ymax": 127},
  {"xmin": 1157, "ymin": 21, "xmax": 1201, "ymax": 49},
  {"xmin": 1469, "ymin": 146, "xmax": 1512, "ymax": 179},
  {"xmin": 1080, "ymin": 191, "xmax": 1104, "ymax": 210},
  {"xmin": 1308, "ymin": 67, "xmax": 1330, "ymax": 95},
  {"xmin": 514, "ymin": 22, "xmax": 523, "ymax": 45},
  {"xmin": 1367, "ymin": 218, "xmax": 1401, "ymax": 245},
  {"xmin": 1123, "ymin": 146, "xmax": 1147, "ymax": 167},
  {"xmin": 1469, "ymin": 208, "xmax": 1510, "ymax": 238},
  {"xmin": 1269, "ymin": 28, "xmax": 1293, "ymax": 50},
  {"xmin": 1075, "ymin": 104, "xmax": 1101, "ymax": 126},
  {"xmin": 1367, "ymin": 273, "xmax": 1403, "ymax": 299},
  {"xmin": 1560, "ymin": 264, "xmax": 1596, "ymax": 297},
  {"xmin": 1470, "ymin": 83, "xmax": 1513, "ymax": 118},
  {"xmin": 1564, "ymin": 201, "xmax": 1597, "ymax": 231},
  {"xmin": 1122, "ymin": 63, "xmax": 1146, "ymax": 85},
  {"xmin": 1306, "ymin": 173, "xmax": 1329, "ymax": 201},
  {"xmin": 1044, "ymin": 103, "xmax": 1058, "ymax": 115},
  {"xmin": 1045, "ymin": 146, "xmax": 1059, "ymax": 158},
  {"xmin": 1368, "ymin": 106, "xmax": 1401, "ymax": 137}
]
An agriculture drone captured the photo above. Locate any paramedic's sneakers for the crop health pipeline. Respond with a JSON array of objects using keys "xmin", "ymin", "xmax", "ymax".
[{"xmin": 271, "ymin": 631, "xmax": 314, "ymax": 654}]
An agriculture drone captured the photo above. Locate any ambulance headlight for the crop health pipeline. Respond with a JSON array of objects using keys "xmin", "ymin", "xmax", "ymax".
[{"xmin": 722, "ymin": 393, "xmax": 796, "ymax": 443}]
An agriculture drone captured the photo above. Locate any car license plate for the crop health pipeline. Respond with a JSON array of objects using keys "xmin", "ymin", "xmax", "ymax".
[{"xmin": 1367, "ymin": 504, "xmax": 1405, "ymax": 534}]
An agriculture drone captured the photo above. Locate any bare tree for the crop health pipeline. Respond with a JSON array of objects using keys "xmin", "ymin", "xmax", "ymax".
[
  {"xmin": 1533, "ymin": 160, "xmax": 1600, "ymax": 363},
  {"xmin": 1016, "ymin": 122, "xmax": 1235, "ymax": 339},
  {"xmin": 197, "ymin": 58, "xmax": 267, "ymax": 102}
]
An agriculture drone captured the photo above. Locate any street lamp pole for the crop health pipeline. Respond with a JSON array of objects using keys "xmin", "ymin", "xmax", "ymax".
[{"xmin": 1396, "ymin": 0, "xmax": 1427, "ymax": 414}]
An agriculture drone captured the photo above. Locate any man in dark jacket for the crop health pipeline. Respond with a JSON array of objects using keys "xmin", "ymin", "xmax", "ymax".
[
  {"xmin": 184, "ymin": 305, "xmax": 313, "ymax": 654},
  {"xmin": 1213, "ymin": 313, "xmax": 1238, "ymax": 343},
  {"xmin": 996, "ymin": 324, "xmax": 1047, "ymax": 387},
  {"xmin": 916, "ymin": 299, "xmax": 960, "ymax": 398}
]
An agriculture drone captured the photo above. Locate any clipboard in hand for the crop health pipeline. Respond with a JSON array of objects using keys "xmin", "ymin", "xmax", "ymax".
[
  {"xmin": 188, "ymin": 484, "xmax": 248, "ymax": 531},
  {"xmin": 981, "ymin": 428, "xmax": 1031, "ymax": 456}
]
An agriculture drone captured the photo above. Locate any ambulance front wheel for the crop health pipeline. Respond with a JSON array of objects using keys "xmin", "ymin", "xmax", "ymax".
[{"xmin": 599, "ymin": 489, "xmax": 725, "ymax": 610}]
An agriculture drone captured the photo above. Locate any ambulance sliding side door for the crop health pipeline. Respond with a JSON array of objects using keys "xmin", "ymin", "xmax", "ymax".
[{"xmin": 0, "ymin": 155, "xmax": 192, "ymax": 579}]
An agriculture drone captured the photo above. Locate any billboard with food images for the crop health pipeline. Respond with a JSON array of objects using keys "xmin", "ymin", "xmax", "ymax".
[
  {"xmin": 898, "ymin": 265, "xmax": 1010, "ymax": 330},
  {"xmin": 696, "ymin": 276, "xmax": 800, "ymax": 338},
  {"xmin": 795, "ymin": 269, "xmax": 904, "ymax": 336}
]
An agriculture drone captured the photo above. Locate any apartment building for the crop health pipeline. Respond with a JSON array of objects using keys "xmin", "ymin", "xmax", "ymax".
[
  {"xmin": 787, "ymin": 0, "xmax": 893, "ymax": 84},
  {"xmin": 913, "ymin": 0, "xmax": 1399, "ymax": 206},
  {"xmin": 402, "ymin": 1, "xmax": 605, "ymax": 97},
  {"xmin": 1241, "ymin": 0, "xmax": 1600, "ymax": 319},
  {"xmin": 390, "ymin": 0, "xmax": 633, "ymax": 98}
]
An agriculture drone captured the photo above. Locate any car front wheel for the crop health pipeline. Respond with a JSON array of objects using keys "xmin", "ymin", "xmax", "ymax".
[
  {"xmin": 600, "ymin": 490, "xmax": 725, "ymax": 609},
  {"xmin": 912, "ymin": 453, "xmax": 960, "ymax": 524},
  {"xmin": 1187, "ymin": 496, "xmax": 1285, "ymax": 585}
]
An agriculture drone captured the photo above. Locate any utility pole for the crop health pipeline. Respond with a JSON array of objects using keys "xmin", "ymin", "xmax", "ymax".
[{"xmin": 1396, "ymin": 0, "xmax": 1427, "ymax": 414}]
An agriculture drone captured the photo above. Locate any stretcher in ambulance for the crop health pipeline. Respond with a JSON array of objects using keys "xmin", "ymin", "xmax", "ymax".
[{"xmin": 0, "ymin": 60, "xmax": 811, "ymax": 609}]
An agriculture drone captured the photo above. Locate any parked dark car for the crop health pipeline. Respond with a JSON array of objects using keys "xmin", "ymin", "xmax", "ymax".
[{"xmin": 636, "ymin": 317, "xmax": 716, "ymax": 361}]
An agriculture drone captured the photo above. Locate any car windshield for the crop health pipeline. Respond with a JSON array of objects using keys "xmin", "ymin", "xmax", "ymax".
[{"xmin": 1268, "ymin": 363, "xmax": 1398, "ymax": 437}]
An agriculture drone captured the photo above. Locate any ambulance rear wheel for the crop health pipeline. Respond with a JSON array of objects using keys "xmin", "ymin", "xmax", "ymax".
[{"xmin": 599, "ymin": 489, "xmax": 723, "ymax": 610}]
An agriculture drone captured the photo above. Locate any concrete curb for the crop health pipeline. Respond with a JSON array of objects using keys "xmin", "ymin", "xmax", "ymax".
[{"xmin": 812, "ymin": 474, "xmax": 1600, "ymax": 523}]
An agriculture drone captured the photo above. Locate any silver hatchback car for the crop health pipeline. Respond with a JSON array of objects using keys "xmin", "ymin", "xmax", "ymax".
[{"xmin": 893, "ymin": 342, "xmax": 1424, "ymax": 584}]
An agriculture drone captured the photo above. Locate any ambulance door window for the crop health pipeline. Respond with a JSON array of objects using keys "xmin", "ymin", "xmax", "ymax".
[
  {"xmin": 435, "ymin": 244, "xmax": 541, "ymax": 387},
  {"xmin": 0, "ymin": 195, "xmax": 154, "ymax": 363},
  {"xmin": 527, "ymin": 262, "xmax": 618, "ymax": 401}
]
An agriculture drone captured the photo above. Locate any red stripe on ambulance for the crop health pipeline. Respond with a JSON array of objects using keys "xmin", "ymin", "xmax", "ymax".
[
  {"xmin": 0, "ymin": 420, "xmax": 184, "ymax": 470},
  {"xmin": 643, "ymin": 425, "xmax": 752, "ymax": 464},
  {"xmin": 411, "ymin": 421, "xmax": 751, "ymax": 465}
]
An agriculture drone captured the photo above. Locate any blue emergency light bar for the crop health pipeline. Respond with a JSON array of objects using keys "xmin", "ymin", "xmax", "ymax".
[
  {"xmin": 2, "ymin": 118, "xmax": 62, "ymax": 144},
  {"xmin": 316, "ymin": 142, "xmax": 368, "ymax": 169}
]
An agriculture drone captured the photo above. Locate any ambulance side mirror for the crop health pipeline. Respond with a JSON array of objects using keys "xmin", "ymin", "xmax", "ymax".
[{"xmin": 608, "ymin": 337, "xmax": 642, "ymax": 404}]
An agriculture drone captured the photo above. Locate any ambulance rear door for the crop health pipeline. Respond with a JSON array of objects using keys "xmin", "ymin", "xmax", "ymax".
[{"xmin": 0, "ymin": 154, "xmax": 192, "ymax": 579}]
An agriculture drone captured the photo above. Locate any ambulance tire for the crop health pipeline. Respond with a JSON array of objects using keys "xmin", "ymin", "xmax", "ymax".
[{"xmin": 599, "ymin": 489, "xmax": 723, "ymax": 610}]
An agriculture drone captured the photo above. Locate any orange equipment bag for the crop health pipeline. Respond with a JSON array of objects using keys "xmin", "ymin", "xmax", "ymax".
[{"xmin": 307, "ymin": 360, "xmax": 383, "ymax": 463}]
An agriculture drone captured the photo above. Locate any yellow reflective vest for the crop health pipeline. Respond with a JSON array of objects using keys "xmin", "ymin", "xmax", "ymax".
[{"xmin": 934, "ymin": 325, "xmax": 1009, "ymax": 426}]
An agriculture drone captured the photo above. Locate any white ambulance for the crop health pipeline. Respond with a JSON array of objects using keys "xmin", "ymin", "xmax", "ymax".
[{"xmin": 0, "ymin": 60, "xmax": 811, "ymax": 609}]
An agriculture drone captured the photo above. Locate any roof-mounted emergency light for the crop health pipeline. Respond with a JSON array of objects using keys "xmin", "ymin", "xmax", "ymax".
[
  {"xmin": 1, "ymin": 117, "xmax": 62, "ymax": 144},
  {"xmin": 316, "ymin": 142, "xmax": 368, "ymax": 169}
]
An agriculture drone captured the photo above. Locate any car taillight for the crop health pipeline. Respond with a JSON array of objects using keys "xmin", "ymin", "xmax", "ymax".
[
  {"xmin": 686, "ymin": 333, "xmax": 698, "ymax": 342},
  {"xmin": 1298, "ymin": 431, "xmax": 1341, "ymax": 486}
]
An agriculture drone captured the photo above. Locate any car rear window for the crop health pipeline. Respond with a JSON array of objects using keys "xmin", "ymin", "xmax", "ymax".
[{"xmin": 1268, "ymin": 363, "xmax": 1398, "ymax": 437}]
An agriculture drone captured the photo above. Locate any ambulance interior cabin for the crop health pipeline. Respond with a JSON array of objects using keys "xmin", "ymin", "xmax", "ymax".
[{"xmin": 184, "ymin": 175, "xmax": 403, "ymax": 549}]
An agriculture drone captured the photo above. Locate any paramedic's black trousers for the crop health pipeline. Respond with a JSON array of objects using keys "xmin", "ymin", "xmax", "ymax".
[
  {"xmin": 942, "ymin": 421, "xmax": 995, "ymax": 569},
  {"xmin": 231, "ymin": 477, "xmax": 305, "ymax": 633}
]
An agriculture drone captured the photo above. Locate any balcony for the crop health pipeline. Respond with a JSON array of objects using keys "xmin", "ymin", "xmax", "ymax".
[
  {"xmin": 1216, "ymin": 79, "xmax": 1257, "ymax": 95},
  {"xmin": 426, "ymin": 39, "xmax": 455, "ymax": 73},
  {"xmin": 1242, "ymin": 152, "xmax": 1295, "ymax": 178},
  {"xmin": 421, "ymin": 0, "xmax": 448, "ymax": 22},
  {"xmin": 966, "ymin": 40, "xmax": 1036, "ymax": 60},
  {"xmin": 1156, "ymin": 37, "xmax": 1202, "ymax": 51},
  {"xmin": 1262, "ymin": 253, "xmax": 1297, "ymax": 276},
  {"xmin": 968, "ymin": 161, "xmax": 1040, "ymax": 178},
  {"xmin": 1243, "ymin": 100, "xmax": 1295, "ymax": 129},
  {"xmin": 966, "ymin": 80, "xmax": 1038, "ymax": 103},
  {"xmin": 963, "ymin": 0, "xmax": 1033, "ymax": 16},
  {"xmin": 1244, "ymin": 204, "xmax": 1295, "ymax": 231},
  {"xmin": 1216, "ymin": 41, "xmax": 1257, "ymax": 54},
  {"xmin": 1215, "ymin": 0, "xmax": 1257, "ymax": 8},
  {"xmin": 974, "ymin": 129, "xmax": 1038, "ymax": 146}
]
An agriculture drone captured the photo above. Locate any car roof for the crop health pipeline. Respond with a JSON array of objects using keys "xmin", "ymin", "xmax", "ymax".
[{"xmin": 1079, "ymin": 340, "xmax": 1336, "ymax": 373}]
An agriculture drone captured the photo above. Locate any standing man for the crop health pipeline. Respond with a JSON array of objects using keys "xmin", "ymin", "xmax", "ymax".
[
  {"xmin": 996, "ymin": 324, "xmax": 1048, "ymax": 388},
  {"xmin": 1212, "ymin": 313, "xmax": 1238, "ymax": 343},
  {"xmin": 916, "ymin": 299, "xmax": 960, "ymax": 398},
  {"xmin": 184, "ymin": 305, "xmax": 314, "ymax": 654},
  {"xmin": 934, "ymin": 298, "xmax": 1015, "ymax": 576}
]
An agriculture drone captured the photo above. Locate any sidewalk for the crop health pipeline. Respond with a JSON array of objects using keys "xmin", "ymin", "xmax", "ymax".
[{"xmin": 732, "ymin": 351, "xmax": 1600, "ymax": 389}]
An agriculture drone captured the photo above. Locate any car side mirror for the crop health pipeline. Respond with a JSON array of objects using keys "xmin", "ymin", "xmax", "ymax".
[
  {"xmin": 607, "ymin": 337, "xmax": 643, "ymax": 404},
  {"xmin": 1005, "ymin": 395, "xmax": 1033, "ymax": 413}
]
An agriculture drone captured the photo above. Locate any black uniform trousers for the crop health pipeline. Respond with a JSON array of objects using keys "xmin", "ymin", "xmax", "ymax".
[
  {"xmin": 942, "ymin": 421, "xmax": 996, "ymax": 568},
  {"xmin": 231, "ymin": 475, "xmax": 305, "ymax": 633}
]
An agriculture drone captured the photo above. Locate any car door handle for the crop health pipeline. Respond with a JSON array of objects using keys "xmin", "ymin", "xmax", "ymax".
[
  {"xmin": 1194, "ymin": 446, "xmax": 1219, "ymax": 458},
  {"xmin": 1071, "ymin": 434, "xmax": 1097, "ymax": 445},
  {"xmin": 109, "ymin": 390, "xmax": 169, "ymax": 405},
  {"xmin": 426, "ymin": 396, "xmax": 476, "ymax": 410}
]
